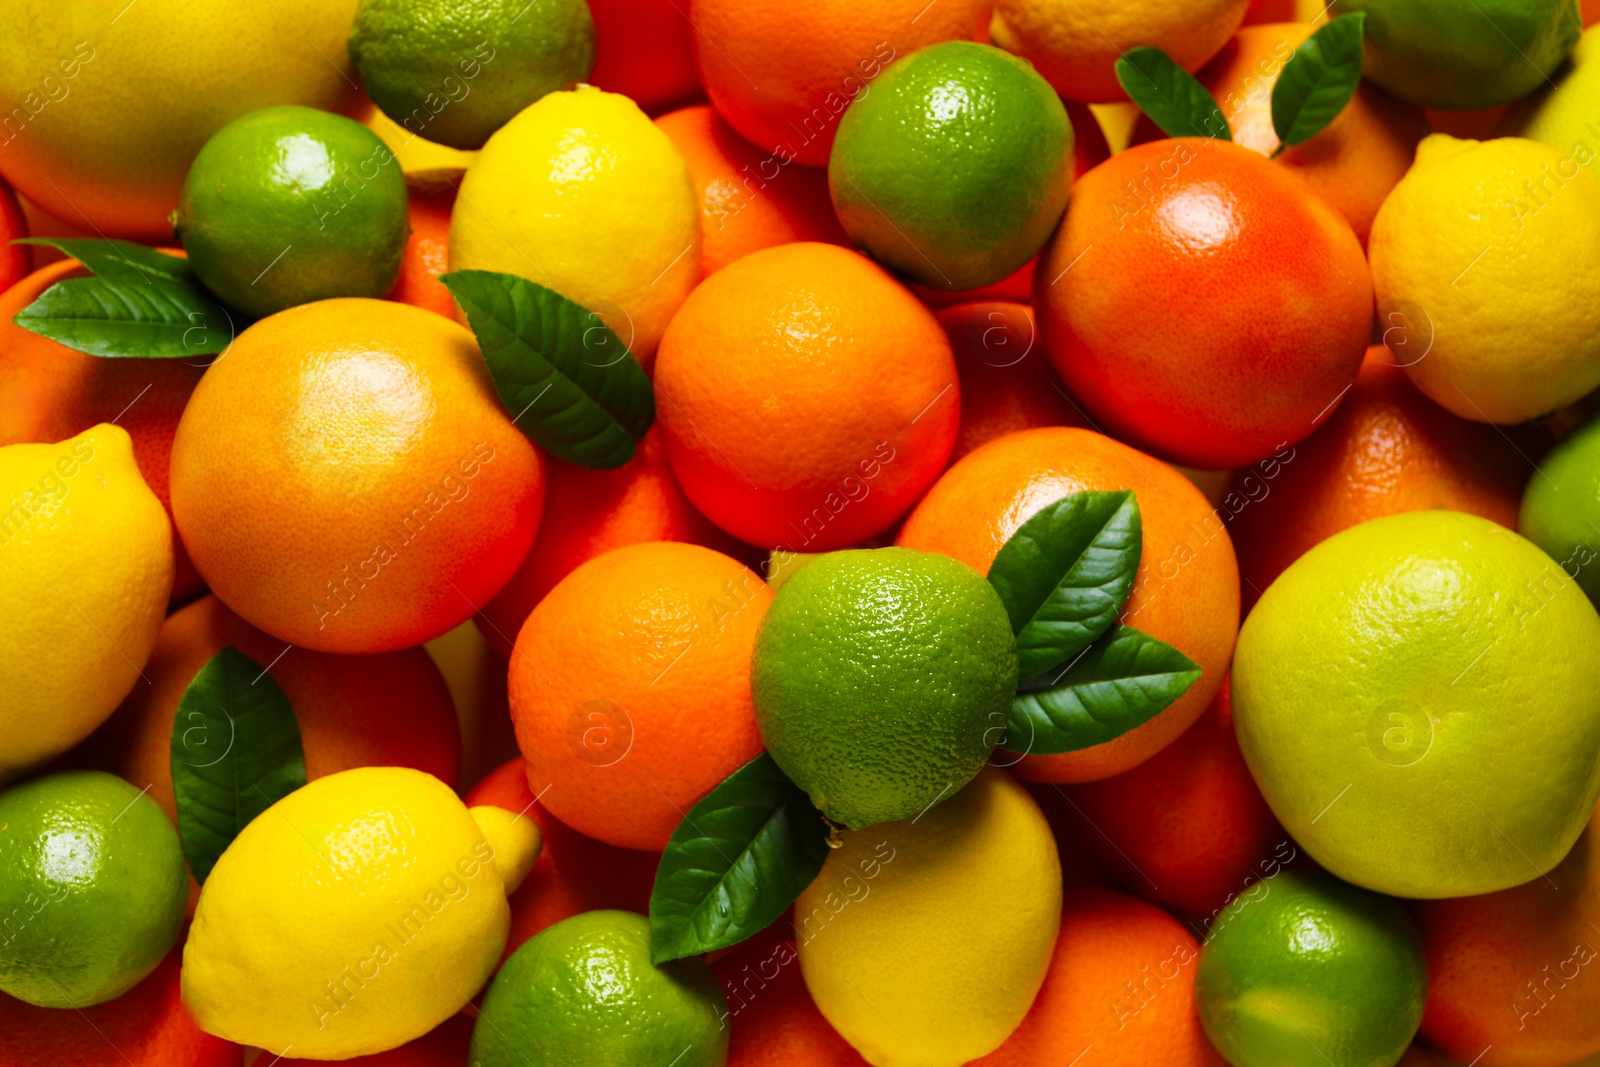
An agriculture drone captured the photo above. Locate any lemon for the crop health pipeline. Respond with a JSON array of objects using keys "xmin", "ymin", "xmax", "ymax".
[
  {"xmin": 0, "ymin": 425, "xmax": 172, "ymax": 783},
  {"xmin": 1233, "ymin": 510, "xmax": 1600, "ymax": 898},
  {"xmin": 797, "ymin": 768, "xmax": 1061, "ymax": 1067},
  {"xmin": 1502, "ymin": 25, "xmax": 1600, "ymax": 185},
  {"xmin": 181, "ymin": 766, "xmax": 538, "ymax": 1059},
  {"xmin": 448, "ymin": 85, "xmax": 700, "ymax": 364},
  {"xmin": 0, "ymin": 0, "xmax": 361, "ymax": 240},
  {"xmin": 1369, "ymin": 134, "xmax": 1600, "ymax": 425},
  {"xmin": 366, "ymin": 105, "xmax": 479, "ymax": 172}
]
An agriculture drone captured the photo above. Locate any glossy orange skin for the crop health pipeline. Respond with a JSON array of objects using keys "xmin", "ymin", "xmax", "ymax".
[
  {"xmin": 465, "ymin": 757, "xmax": 659, "ymax": 963},
  {"xmin": 973, "ymin": 888, "xmax": 1226, "ymax": 1067},
  {"xmin": 390, "ymin": 169, "xmax": 461, "ymax": 320},
  {"xmin": 1133, "ymin": 24, "xmax": 1428, "ymax": 244},
  {"xmin": 714, "ymin": 935, "xmax": 869, "ymax": 1067},
  {"xmin": 1047, "ymin": 679, "xmax": 1286, "ymax": 917},
  {"xmin": 0, "ymin": 175, "xmax": 27, "ymax": 291},
  {"xmin": 477, "ymin": 425, "xmax": 731, "ymax": 660},
  {"xmin": 897, "ymin": 427, "xmax": 1240, "ymax": 782},
  {"xmin": 590, "ymin": 0, "xmax": 703, "ymax": 115},
  {"xmin": 169, "ymin": 298, "xmax": 545, "ymax": 653},
  {"xmin": 279, "ymin": 1013, "xmax": 472, "ymax": 1066},
  {"xmin": 1415, "ymin": 808, "xmax": 1600, "ymax": 1067},
  {"xmin": 656, "ymin": 243, "xmax": 959, "ymax": 551},
  {"xmin": 939, "ymin": 302, "xmax": 1088, "ymax": 463},
  {"xmin": 0, "ymin": 258, "xmax": 208, "ymax": 603},
  {"xmin": 0, "ymin": 950, "xmax": 239, "ymax": 1066},
  {"xmin": 1226, "ymin": 346, "xmax": 1532, "ymax": 611},
  {"xmin": 656, "ymin": 105, "xmax": 850, "ymax": 277},
  {"xmin": 1037, "ymin": 137, "xmax": 1373, "ymax": 470},
  {"xmin": 508, "ymin": 542, "xmax": 772, "ymax": 850},
  {"xmin": 690, "ymin": 0, "xmax": 989, "ymax": 166}
]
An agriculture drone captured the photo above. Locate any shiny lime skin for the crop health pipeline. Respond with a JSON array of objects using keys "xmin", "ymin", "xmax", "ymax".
[
  {"xmin": 349, "ymin": 0, "xmax": 595, "ymax": 150},
  {"xmin": 469, "ymin": 910, "xmax": 728, "ymax": 1067},
  {"xmin": 1196, "ymin": 868, "xmax": 1427, "ymax": 1067},
  {"xmin": 174, "ymin": 105, "xmax": 409, "ymax": 318},
  {"xmin": 1331, "ymin": 0, "xmax": 1581, "ymax": 110},
  {"xmin": 0, "ymin": 771, "xmax": 187, "ymax": 1008},
  {"xmin": 1521, "ymin": 412, "xmax": 1600, "ymax": 605},
  {"xmin": 828, "ymin": 40, "xmax": 1074, "ymax": 291},
  {"xmin": 751, "ymin": 547, "xmax": 1019, "ymax": 830}
]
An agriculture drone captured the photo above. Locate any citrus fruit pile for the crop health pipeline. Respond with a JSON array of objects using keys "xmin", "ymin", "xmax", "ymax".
[{"xmin": 4, "ymin": 1, "xmax": 1600, "ymax": 1065}]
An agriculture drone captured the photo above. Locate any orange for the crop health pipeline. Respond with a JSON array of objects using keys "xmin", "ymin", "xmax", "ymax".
[
  {"xmin": 0, "ymin": 949, "xmax": 238, "ymax": 1066},
  {"xmin": 0, "ymin": 175, "xmax": 25, "ymax": 292},
  {"xmin": 1037, "ymin": 137, "xmax": 1373, "ymax": 470},
  {"xmin": 655, "ymin": 104, "xmax": 850, "ymax": 277},
  {"xmin": 279, "ymin": 1013, "xmax": 472, "ymax": 1066},
  {"xmin": 940, "ymin": 302, "xmax": 1088, "ymax": 463},
  {"xmin": 1414, "ymin": 806, "xmax": 1600, "ymax": 1067},
  {"xmin": 714, "ymin": 934, "xmax": 868, "ymax": 1067},
  {"xmin": 655, "ymin": 242, "xmax": 959, "ymax": 551},
  {"xmin": 477, "ymin": 425, "xmax": 731, "ymax": 660},
  {"xmin": 1589, "ymin": 0, "xmax": 1600, "ymax": 26},
  {"xmin": 1242, "ymin": 0, "xmax": 1297, "ymax": 23},
  {"xmin": 389, "ymin": 169, "xmax": 461, "ymax": 320},
  {"xmin": 590, "ymin": 0, "xmax": 702, "ymax": 114},
  {"xmin": 690, "ymin": 0, "xmax": 988, "ymax": 166},
  {"xmin": 169, "ymin": 298, "xmax": 545, "ymax": 654},
  {"xmin": 1132, "ymin": 23, "xmax": 1429, "ymax": 244},
  {"xmin": 897, "ymin": 427, "xmax": 1240, "ymax": 782},
  {"xmin": 972, "ymin": 888, "xmax": 1226, "ymax": 1067},
  {"xmin": 1045, "ymin": 678, "xmax": 1287, "ymax": 918},
  {"xmin": 1225, "ymin": 345, "xmax": 1536, "ymax": 612},
  {"xmin": 0, "ymin": 257, "xmax": 207, "ymax": 604},
  {"xmin": 507, "ymin": 541, "xmax": 772, "ymax": 851},
  {"xmin": 464, "ymin": 756, "xmax": 658, "ymax": 962}
]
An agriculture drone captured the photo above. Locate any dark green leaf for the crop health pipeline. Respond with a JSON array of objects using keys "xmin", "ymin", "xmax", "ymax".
[
  {"xmin": 441, "ymin": 269, "xmax": 654, "ymax": 469},
  {"xmin": 1271, "ymin": 13, "xmax": 1366, "ymax": 154},
  {"xmin": 649, "ymin": 752, "xmax": 831, "ymax": 964},
  {"xmin": 986, "ymin": 491, "xmax": 1142, "ymax": 678},
  {"xmin": 1115, "ymin": 46, "xmax": 1232, "ymax": 141},
  {"xmin": 13, "ymin": 275, "xmax": 239, "ymax": 358},
  {"xmin": 10, "ymin": 237, "xmax": 194, "ymax": 283},
  {"xmin": 169, "ymin": 647, "xmax": 306, "ymax": 884},
  {"xmin": 1003, "ymin": 626, "xmax": 1202, "ymax": 755}
]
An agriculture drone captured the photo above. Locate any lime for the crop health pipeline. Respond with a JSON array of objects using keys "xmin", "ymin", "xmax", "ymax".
[
  {"xmin": 751, "ymin": 546, "xmax": 1018, "ymax": 830},
  {"xmin": 828, "ymin": 40, "xmax": 1074, "ymax": 291},
  {"xmin": 348, "ymin": 0, "xmax": 594, "ymax": 151},
  {"xmin": 0, "ymin": 770, "xmax": 186, "ymax": 1008},
  {"xmin": 1330, "ymin": 0, "xmax": 1581, "ymax": 110},
  {"xmin": 469, "ymin": 910, "xmax": 728, "ymax": 1067},
  {"xmin": 1233, "ymin": 510, "xmax": 1600, "ymax": 898},
  {"xmin": 173, "ymin": 105, "xmax": 409, "ymax": 318},
  {"xmin": 1502, "ymin": 24, "xmax": 1600, "ymax": 185},
  {"xmin": 1196, "ymin": 867, "xmax": 1427, "ymax": 1067},
  {"xmin": 1520, "ymin": 412, "xmax": 1600, "ymax": 606}
]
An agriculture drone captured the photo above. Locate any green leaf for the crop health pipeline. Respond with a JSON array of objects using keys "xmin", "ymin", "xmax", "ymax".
[
  {"xmin": 10, "ymin": 237, "xmax": 194, "ymax": 284},
  {"xmin": 1271, "ymin": 13, "xmax": 1366, "ymax": 154},
  {"xmin": 986, "ymin": 491, "xmax": 1142, "ymax": 679},
  {"xmin": 649, "ymin": 752, "xmax": 831, "ymax": 964},
  {"xmin": 13, "ymin": 275, "xmax": 239, "ymax": 358},
  {"xmin": 169, "ymin": 647, "xmax": 306, "ymax": 884},
  {"xmin": 441, "ymin": 269, "xmax": 654, "ymax": 470},
  {"xmin": 1003, "ymin": 626, "xmax": 1202, "ymax": 755},
  {"xmin": 1115, "ymin": 46, "xmax": 1232, "ymax": 141}
]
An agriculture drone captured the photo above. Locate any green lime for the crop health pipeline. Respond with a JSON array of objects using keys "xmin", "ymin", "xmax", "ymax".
[
  {"xmin": 827, "ymin": 40, "xmax": 1074, "ymax": 292},
  {"xmin": 349, "ymin": 0, "xmax": 595, "ymax": 151},
  {"xmin": 1330, "ymin": 0, "xmax": 1581, "ymax": 110},
  {"xmin": 1233, "ymin": 510, "xmax": 1600, "ymax": 898},
  {"xmin": 469, "ymin": 910, "xmax": 728, "ymax": 1067},
  {"xmin": 751, "ymin": 546, "xmax": 1018, "ymax": 830},
  {"xmin": 1196, "ymin": 867, "xmax": 1427, "ymax": 1067},
  {"xmin": 0, "ymin": 771, "xmax": 186, "ymax": 1008},
  {"xmin": 173, "ymin": 105, "xmax": 409, "ymax": 318},
  {"xmin": 1520, "ymin": 412, "xmax": 1600, "ymax": 605},
  {"xmin": 1503, "ymin": 25, "xmax": 1600, "ymax": 185}
]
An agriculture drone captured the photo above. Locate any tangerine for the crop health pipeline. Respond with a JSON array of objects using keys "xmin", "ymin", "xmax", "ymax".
[{"xmin": 389, "ymin": 169, "xmax": 461, "ymax": 320}]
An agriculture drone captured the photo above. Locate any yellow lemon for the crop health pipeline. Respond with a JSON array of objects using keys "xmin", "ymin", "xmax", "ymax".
[
  {"xmin": 181, "ymin": 767, "xmax": 538, "ymax": 1059},
  {"xmin": 0, "ymin": 425, "xmax": 172, "ymax": 783},
  {"xmin": 796, "ymin": 767, "xmax": 1061, "ymax": 1067},
  {"xmin": 448, "ymin": 85, "xmax": 700, "ymax": 365},
  {"xmin": 1369, "ymin": 134, "xmax": 1600, "ymax": 424},
  {"xmin": 1502, "ymin": 25, "xmax": 1600, "ymax": 185},
  {"xmin": 0, "ymin": 0, "xmax": 361, "ymax": 240}
]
